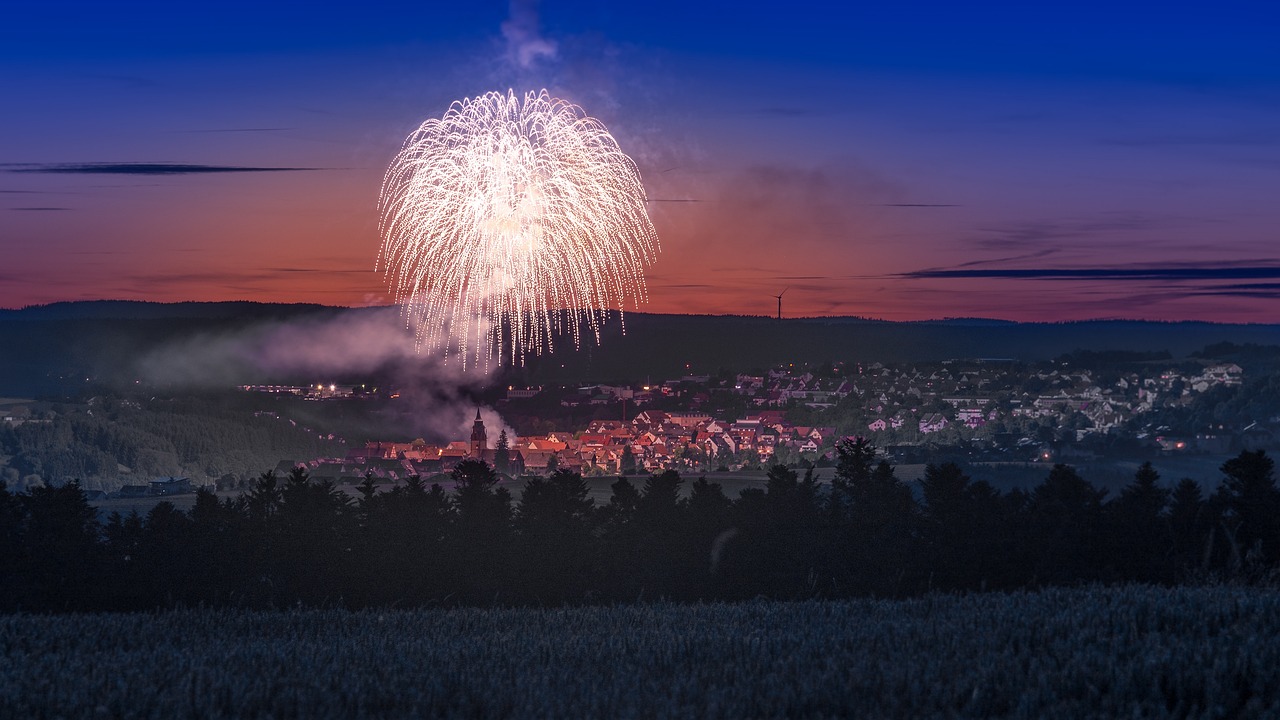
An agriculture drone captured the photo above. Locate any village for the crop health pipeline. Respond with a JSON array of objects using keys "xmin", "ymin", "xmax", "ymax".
[{"xmin": 279, "ymin": 357, "xmax": 1260, "ymax": 484}]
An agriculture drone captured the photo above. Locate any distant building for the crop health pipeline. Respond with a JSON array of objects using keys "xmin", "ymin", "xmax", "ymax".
[
  {"xmin": 470, "ymin": 409, "xmax": 487, "ymax": 458},
  {"xmin": 918, "ymin": 413, "xmax": 949, "ymax": 434},
  {"xmin": 149, "ymin": 476, "xmax": 192, "ymax": 496}
]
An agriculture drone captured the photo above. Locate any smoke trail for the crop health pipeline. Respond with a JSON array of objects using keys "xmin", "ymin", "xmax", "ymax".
[
  {"xmin": 134, "ymin": 306, "xmax": 514, "ymax": 442},
  {"xmin": 502, "ymin": 0, "xmax": 558, "ymax": 70}
]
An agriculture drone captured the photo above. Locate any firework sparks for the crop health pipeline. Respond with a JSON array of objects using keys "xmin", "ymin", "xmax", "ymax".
[{"xmin": 378, "ymin": 89, "xmax": 659, "ymax": 367}]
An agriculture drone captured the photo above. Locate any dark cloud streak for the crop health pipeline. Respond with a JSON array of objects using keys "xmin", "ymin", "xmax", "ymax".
[
  {"xmin": 903, "ymin": 266, "xmax": 1280, "ymax": 281},
  {"xmin": 177, "ymin": 128, "xmax": 291, "ymax": 133},
  {"xmin": 3, "ymin": 163, "xmax": 322, "ymax": 175},
  {"xmin": 1100, "ymin": 130, "xmax": 1280, "ymax": 147}
]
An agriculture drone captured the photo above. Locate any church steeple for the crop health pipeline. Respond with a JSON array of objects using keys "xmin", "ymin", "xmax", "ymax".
[{"xmin": 470, "ymin": 408, "xmax": 487, "ymax": 458}]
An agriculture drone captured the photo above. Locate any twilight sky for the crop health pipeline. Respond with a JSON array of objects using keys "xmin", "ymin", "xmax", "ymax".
[{"xmin": 3, "ymin": 1, "xmax": 1279, "ymax": 321}]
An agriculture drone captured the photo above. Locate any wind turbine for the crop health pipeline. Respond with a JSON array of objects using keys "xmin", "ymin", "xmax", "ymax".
[{"xmin": 773, "ymin": 287, "xmax": 788, "ymax": 320}]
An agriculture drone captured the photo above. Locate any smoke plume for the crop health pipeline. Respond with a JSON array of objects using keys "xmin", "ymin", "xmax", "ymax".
[
  {"xmin": 135, "ymin": 306, "xmax": 514, "ymax": 443},
  {"xmin": 502, "ymin": 0, "xmax": 557, "ymax": 70}
]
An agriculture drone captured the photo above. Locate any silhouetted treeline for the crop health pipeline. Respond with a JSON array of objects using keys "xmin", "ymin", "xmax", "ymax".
[{"xmin": 3, "ymin": 442, "xmax": 1279, "ymax": 611}]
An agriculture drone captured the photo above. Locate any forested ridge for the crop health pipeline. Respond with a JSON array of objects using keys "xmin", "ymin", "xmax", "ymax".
[
  {"xmin": 3, "ymin": 440, "xmax": 1278, "ymax": 612},
  {"xmin": 6, "ymin": 301, "xmax": 1280, "ymax": 396},
  {"xmin": 0, "ymin": 396, "xmax": 341, "ymax": 491}
]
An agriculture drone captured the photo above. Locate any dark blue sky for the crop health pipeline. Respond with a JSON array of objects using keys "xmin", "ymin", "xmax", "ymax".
[{"xmin": 4, "ymin": 1, "xmax": 1279, "ymax": 320}]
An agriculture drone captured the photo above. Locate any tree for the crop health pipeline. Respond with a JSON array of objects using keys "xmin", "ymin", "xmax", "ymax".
[
  {"xmin": 276, "ymin": 466, "xmax": 354, "ymax": 604},
  {"xmin": 631, "ymin": 470, "xmax": 688, "ymax": 598},
  {"xmin": 620, "ymin": 444, "xmax": 637, "ymax": 476},
  {"xmin": 20, "ymin": 481, "xmax": 102, "ymax": 609},
  {"xmin": 637, "ymin": 470, "xmax": 683, "ymax": 527},
  {"xmin": 833, "ymin": 436, "xmax": 875, "ymax": 492},
  {"xmin": 603, "ymin": 476, "xmax": 639, "ymax": 526},
  {"xmin": 245, "ymin": 470, "xmax": 282, "ymax": 524},
  {"xmin": 1218, "ymin": 449, "xmax": 1280, "ymax": 563},
  {"xmin": 1107, "ymin": 461, "xmax": 1172, "ymax": 582},
  {"xmin": 101, "ymin": 509, "xmax": 146, "ymax": 609},
  {"xmin": 1169, "ymin": 477, "xmax": 1207, "ymax": 569},
  {"xmin": 359, "ymin": 473, "xmax": 450, "ymax": 605},
  {"xmin": 140, "ymin": 501, "xmax": 194, "ymax": 604},
  {"xmin": 515, "ymin": 470, "xmax": 598, "ymax": 601},
  {"xmin": 0, "ymin": 481, "xmax": 26, "ymax": 609},
  {"xmin": 357, "ymin": 470, "xmax": 378, "ymax": 504},
  {"xmin": 1030, "ymin": 464, "xmax": 1107, "ymax": 583},
  {"xmin": 450, "ymin": 459, "xmax": 512, "ymax": 600},
  {"xmin": 494, "ymin": 430, "xmax": 510, "ymax": 476},
  {"xmin": 920, "ymin": 462, "xmax": 970, "ymax": 522},
  {"xmin": 827, "ymin": 437, "xmax": 918, "ymax": 595},
  {"xmin": 722, "ymin": 464, "xmax": 822, "ymax": 598},
  {"xmin": 1115, "ymin": 461, "xmax": 1169, "ymax": 520}
]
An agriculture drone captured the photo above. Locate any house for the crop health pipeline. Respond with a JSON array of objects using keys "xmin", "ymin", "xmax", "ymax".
[
  {"xmin": 149, "ymin": 476, "xmax": 192, "ymax": 496},
  {"xmin": 868, "ymin": 418, "xmax": 888, "ymax": 432},
  {"xmin": 918, "ymin": 413, "xmax": 949, "ymax": 434},
  {"xmin": 522, "ymin": 450, "xmax": 559, "ymax": 475},
  {"xmin": 632, "ymin": 410, "xmax": 669, "ymax": 428}
]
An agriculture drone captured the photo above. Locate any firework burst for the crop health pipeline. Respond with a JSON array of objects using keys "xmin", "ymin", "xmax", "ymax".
[{"xmin": 378, "ymin": 89, "xmax": 659, "ymax": 367}]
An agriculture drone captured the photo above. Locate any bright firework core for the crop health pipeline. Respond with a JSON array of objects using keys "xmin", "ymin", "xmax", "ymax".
[{"xmin": 378, "ymin": 89, "xmax": 659, "ymax": 368}]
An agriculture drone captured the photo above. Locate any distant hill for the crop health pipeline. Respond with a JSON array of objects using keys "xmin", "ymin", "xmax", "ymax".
[
  {"xmin": 0, "ymin": 300, "xmax": 330, "ymax": 322},
  {"xmin": 514, "ymin": 313, "xmax": 1280, "ymax": 384},
  {"xmin": 4, "ymin": 302, "xmax": 1280, "ymax": 395}
]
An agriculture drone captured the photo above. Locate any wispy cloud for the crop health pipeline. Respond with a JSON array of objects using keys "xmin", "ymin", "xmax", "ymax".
[
  {"xmin": 1191, "ymin": 288, "xmax": 1280, "ymax": 299},
  {"xmin": 947, "ymin": 248, "xmax": 1060, "ymax": 270},
  {"xmin": 964, "ymin": 215, "xmax": 1162, "ymax": 251},
  {"xmin": 1214, "ymin": 283, "xmax": 1280, "ymax": 291},
  {"xmin": 127, "ymin": 268, "xmax": 372, "ymax": 287},
  {"xmin": 3, "ymin": 163, "xmax": 321, "ymax": 175},
  {"xmin": 264, "ymin": 268, "xmax": 370, "ymax": 274}
]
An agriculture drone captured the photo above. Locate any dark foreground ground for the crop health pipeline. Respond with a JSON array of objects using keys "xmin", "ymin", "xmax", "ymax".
[{"xmin": 3, "ymin": 585, "xmax": 1277, "ymax": 719}]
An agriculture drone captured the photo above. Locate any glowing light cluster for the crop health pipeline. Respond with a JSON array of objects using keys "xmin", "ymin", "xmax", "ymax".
[{"xmin": 378, "ymin": 89, "xmax": 659, "ymax": 367}]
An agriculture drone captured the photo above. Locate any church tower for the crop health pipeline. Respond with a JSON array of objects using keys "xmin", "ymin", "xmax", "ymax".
[{"xmin": 470, "ymin": 408, "xmax": 487, "ymax": 458}]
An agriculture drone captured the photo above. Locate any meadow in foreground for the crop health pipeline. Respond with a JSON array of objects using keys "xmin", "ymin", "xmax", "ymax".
[{"xmin": 3, "ymin": 585, "xmax": 1278, "ymax": 719}]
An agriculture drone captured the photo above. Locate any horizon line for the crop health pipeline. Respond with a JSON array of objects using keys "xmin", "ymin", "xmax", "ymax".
[{"xmin": 2, "ymin": 299, "xmax": 1278, "ymax": 327}]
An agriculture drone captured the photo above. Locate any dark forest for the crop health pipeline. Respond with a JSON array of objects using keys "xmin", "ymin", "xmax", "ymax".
[{"xmin": 3, "ymin": 439, "xmax": 1277, "ymax": 612}]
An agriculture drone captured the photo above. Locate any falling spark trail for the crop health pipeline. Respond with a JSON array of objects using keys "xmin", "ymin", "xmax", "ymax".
[{"xmin": 378, "ymin": 89, "xmax": 659, "ymax": 368}]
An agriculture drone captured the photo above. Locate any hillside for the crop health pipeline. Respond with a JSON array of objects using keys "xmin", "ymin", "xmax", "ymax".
[{"xmin": 4, "ymin": 302, "xmax": 1280, "ymax": 394}]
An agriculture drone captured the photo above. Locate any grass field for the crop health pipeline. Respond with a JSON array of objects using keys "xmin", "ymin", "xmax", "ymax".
[{"xmin": 3, "ymin": 585, "xmax": 1278, "ymax": 718}]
